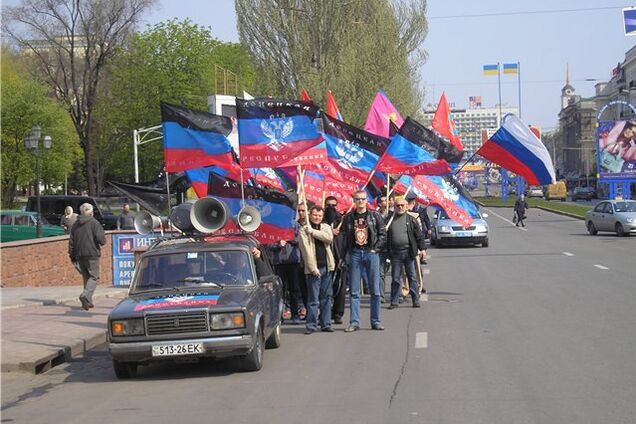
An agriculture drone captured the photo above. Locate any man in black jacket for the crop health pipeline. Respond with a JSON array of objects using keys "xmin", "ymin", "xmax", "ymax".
[
  {"xmin": 340, "ymin": 190, "xmax": 387, "ymax": 332},
  {"xmin": 386, "ymin": 196, "xmax": 427, "ymax": 308},
  {"xmin": 69, "ymin": 203, "xmax": 106, "ymax": 310}
]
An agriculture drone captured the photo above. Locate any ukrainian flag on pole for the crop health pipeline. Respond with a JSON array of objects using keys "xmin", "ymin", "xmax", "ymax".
[
  {"xmin": 483, "ymin": 64, "xmax": 498, "ymax": 76},
  {"xmin": 503, "ymin": 63, "xmax": 519, "ymax": 74}
]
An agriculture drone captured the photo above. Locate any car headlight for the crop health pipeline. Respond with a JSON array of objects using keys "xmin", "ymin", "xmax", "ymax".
[
  {"xmin": 210, "ymin": 312, "xmax": 245, "ymax": 330},
  {"xmin": 111, "ymin": 318, "xmax": 145, "ymax": 336},
  {"xmin": 438, "ymin": 225, "xmax": 451, "ymax": 234},
  {"xmin": 475, "ymin": 225, "xmax": 488, "ymax": 232},
  {"xmin": 626, "ymin": 217, "xmax": 636, "ymax": 223}
]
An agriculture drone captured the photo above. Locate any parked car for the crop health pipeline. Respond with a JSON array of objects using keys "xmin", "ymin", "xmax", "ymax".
[
  {"xmin": 26, "ymin": 195, "xmax": 118, "ymax": 230},
  {"xmin": 545, "ymin": 181, "xmax": 567, "ymax": 201},
  {"xmin": 526, "ymin": 185, "xmax": 544, "ymax": 198},
  {"xmin": 431, "ymin": 209, "xmax": 489, "ymax": 247},
  {"xmin": 585, "ymin": 199, "xmax": 636, "ymax": 237},
  {"xmin": 0, "ymin": 210, "xmax": 65, "ymax": 242},
  {"xmin": 107, "ymin": 234, "xmax": 284, "ymax": 378},
  {"xmin": 572, "ymin": 186, "xmax": 597, "ymax": 201}
]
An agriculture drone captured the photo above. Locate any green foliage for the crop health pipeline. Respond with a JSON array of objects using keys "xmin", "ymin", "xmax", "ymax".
[
  {"xmin": 1, "ymin": 48, "xmax": 80, "ymax": 208},
  {"xmin": 101, "ymin": 19, "xmax": 257, "ymax": 182}
]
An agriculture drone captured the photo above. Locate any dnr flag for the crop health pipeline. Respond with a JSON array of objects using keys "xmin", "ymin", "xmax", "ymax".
[
  {"xmin": 237, "ymin": 98, "xmax": 324, "ymax": 168},
  {"xmin": 483, "ymin": 64, "xmax": 499, "ymax": 76},
  {"xmin": 161, "ymin": 103, "xmax": 235, "ymax": 173},
  {"xmin": 503, "ymin": 63, "xmax": 519, "ymax": 74}
]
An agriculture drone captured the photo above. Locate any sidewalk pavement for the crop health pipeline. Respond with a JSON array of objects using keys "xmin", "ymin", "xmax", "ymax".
[{"xmin": 1, "ymin": 286, "xmax": 129, "ymax": 374}]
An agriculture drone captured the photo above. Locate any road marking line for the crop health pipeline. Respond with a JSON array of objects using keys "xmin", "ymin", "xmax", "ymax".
[
  {"xmin": 594, "ymin": 264, "xmax": 609, "ymax": 270},
  {"xmin": 563, "ymin": 252, "xmax": 574, "ymax": 256},
  {"xmin": 423, "ymin": 268, "xmax": 430, "ymax": 275},
  {"xmin": 484, "ymin": 208, "xmax": 528, "ymax": 231},
  {"xmin": 415, "ymin": 332, "xmax": 428, "ymax": 349}
]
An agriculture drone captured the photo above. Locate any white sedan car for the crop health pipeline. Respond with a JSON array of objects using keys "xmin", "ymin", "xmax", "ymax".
[
  {"xmin": 585, "ymin": 199, "xmax": 636, "ymax": 237},
  {"xmin": 431, "ymin": 209, "xmax": 489, "ymax": 247}
]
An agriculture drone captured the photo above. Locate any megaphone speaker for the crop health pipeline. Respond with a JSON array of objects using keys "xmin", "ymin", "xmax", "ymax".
[
  {"xmin": 134, "ymin": 211, "xmax": 162, "ymax": 235},
  {"xmin": 236, "ymin": 205, "xmax": 262, "ymax": 232},
  {"xmin": 191, "ymin": 197, "xmax": 229, "ymax": 233},
  {"xmin": 169, "ymin": 202, "xmax": 194, "ymax": 233}
]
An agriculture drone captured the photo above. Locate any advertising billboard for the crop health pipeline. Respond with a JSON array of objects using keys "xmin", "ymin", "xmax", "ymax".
[
  {"xmin": 111, "ymin": 233, "xmax": 160, "ymax": 286},
  {"xmin": 597, "ymin": 120, "xmax": 636, "ymax": 180}
]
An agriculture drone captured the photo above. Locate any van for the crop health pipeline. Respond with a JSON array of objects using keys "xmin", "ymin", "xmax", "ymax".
[
  {"xmin": 26, "ymin": 195, "xmax": 118, "ymax": 229},
  {"xmin": 545, "ymin": 181, "xmax": 567, "ymax": 201}
]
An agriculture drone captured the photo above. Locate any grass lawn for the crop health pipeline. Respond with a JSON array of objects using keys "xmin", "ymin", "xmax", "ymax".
[{"xmin": 475, "ymin": 197, "xmax": 591, "ymax": 218}]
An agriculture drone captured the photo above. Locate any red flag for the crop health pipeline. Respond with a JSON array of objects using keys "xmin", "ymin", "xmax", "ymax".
[
  {"xmin": 432, "ymin": 93, "xmax": 463, "ymax": 152},
  {"xmin": 326, "ymin": 90, "xmax": 343, "ymax": 120},
  {"xmin": 300, "ymin": 88, "xmax": 312, "ymax": 102}
]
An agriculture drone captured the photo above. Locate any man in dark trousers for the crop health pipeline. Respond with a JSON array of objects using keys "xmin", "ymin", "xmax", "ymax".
[
  {"xmin": 341, "ymin": 189, "xmax": 387, "ymax": 332},
  {"xmin": 514, "ymin": 194, "xmax": 529, "ymax": 227},
  {"xmin": 386, "ymin": 195, "xmax": 427, "ymax": 308},
  {"xmin": 117, "ymin": 203, "xmax": 135, "ymax": 230},
  {"xmin": 69, "ymin": 203, "xmax": 106, "ymax": 310}
]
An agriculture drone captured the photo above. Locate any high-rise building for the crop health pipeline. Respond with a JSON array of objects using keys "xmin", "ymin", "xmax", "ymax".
[{"xmin": 421, "ymin": 104, "xmax": 518, "ymax": 156}]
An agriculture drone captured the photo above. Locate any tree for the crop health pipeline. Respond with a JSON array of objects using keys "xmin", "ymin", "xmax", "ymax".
[
  {"xmin": 2, "ymin": 0, "xmax": 156, "ymax": 196},
  {"xmin": 235, "ymin": 0, "xmax": 428, "ymax": 126},
  {"xmin": 101, "ymin": 19, "xmax": 256, "ymax": 182},
  {"xmin": 1, "ymin": 47, "xmax": 80, "ymax": 208}
]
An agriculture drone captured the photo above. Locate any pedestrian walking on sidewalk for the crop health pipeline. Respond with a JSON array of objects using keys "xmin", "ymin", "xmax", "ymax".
[
  {"xmin": 514, "ymin": 194, "xmax": 529, "ymax": 227},
  {"xmin": 69, "ymin": 203, "xmax": 106, "ymax": 310}
]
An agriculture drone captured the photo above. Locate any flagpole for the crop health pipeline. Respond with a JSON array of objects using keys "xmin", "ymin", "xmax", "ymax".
[
  {"xmin": 239, "ymin": 166, "xmax": 245, "ymax": 208},
  {"xmin": 517, "ymin": 61, "xmax": 522, "ymax": 118},
  {"xmin": 297, "ymin": 165, "xmax": 309, "ymax": 227},
  {"xmin": 454, "ymin": 150, "xmax": 481, "ymax": 175},
  {"xmin": 497, "ymin": 61, "xmax": 502, "ymax": 125}
]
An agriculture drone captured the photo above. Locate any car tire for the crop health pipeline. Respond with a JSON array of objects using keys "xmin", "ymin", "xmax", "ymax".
[
  {"xmin": 113, "ymin": 359, "xmax": 138, "ymax": 379},
  {"xmin": 482, "ymin": 239, "xmax": 489, "ymax": 248},
  {"xmin": 587, "ymin": 221, "xmax": 597, "ymax": 236},
  {"xmin": 615, "ymin": 223, "xmax": 626, "ymax": 237},
  {"xmin": 242, "ymin": 326, "xmax": 264, "ymax": 372},
  {"xmin": 265, "ymin": 321, "xmax": 281, "ymax": 349}
]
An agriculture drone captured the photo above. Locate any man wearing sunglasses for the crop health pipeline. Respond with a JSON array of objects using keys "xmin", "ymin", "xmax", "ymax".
[{"xmin": 340, "ymin": 190, "xmax": 387, "ymax": 332}]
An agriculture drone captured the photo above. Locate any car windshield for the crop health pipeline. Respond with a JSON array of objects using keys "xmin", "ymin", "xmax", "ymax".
[
  {"xmin": 614, "ymin": 202, "xmax": 636, "ymax": 213},
  {"xmin": 437, "ymin": 209, "xmax": 481, "ymax": 220},
  {"xmin": 132, "ymin": 250, "xmax": 254, "ymax": 293}
]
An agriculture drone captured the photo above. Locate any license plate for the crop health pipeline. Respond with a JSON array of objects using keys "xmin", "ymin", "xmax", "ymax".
[
  {"xmin": 455, "ymin": 231, "xmax": 472, "ymax": 237},
  {"xmin": 152, "ymin": 343, "xmax": 204, "ymax": 357}
]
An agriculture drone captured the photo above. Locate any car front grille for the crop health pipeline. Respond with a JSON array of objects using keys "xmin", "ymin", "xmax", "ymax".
[
  {"xmin": 452, "ymin": 226, "xmax": 476, "ymax": 231},
  {"xmin": 146, "ymin": 311, "xmax": 209, "ymax": 335}
]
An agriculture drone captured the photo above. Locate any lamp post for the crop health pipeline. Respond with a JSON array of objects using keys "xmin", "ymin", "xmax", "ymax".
[{"xmin": 24, "ymin": 125, "xmax": 52, "ymax": 238}]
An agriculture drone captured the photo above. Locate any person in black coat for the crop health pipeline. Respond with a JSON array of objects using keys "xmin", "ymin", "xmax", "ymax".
[{"xmin": 514, "ymin": 194, "xmax": 529, "ymax": 227}]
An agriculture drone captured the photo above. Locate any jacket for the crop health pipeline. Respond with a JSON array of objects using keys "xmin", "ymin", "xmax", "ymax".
[
  {"xmin": 298, "ymin": 223, "xmax": 335, "ymax": 274},
  {"xmin": 68, "ymin": 215, "xmax": 106, "ymax": 260},
  {"xmin": 341, "ymin": 209, "xmax": 387, "ymax": 254},
  {"xmin": 385, "ymin": 212, "xmax": 426, "ymax": 258},
  {"xmin": 514, "ymin": 199, "xmax": 528, "ymax": 213}
]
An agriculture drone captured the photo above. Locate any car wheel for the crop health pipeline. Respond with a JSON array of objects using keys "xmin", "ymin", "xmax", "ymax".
[
  {"xmin": 265, "ymin": 321, "xmax": 281, "ymax": 349},
  {"xmin": 615, "ymin": 223, "xmax": 626, "ymax": 237},
  {"xmin": 113, "ymin": 359, "xmax": 138, "ymax": 379},
  {"xmin": 482, "ymin": 238, "xmax": 489, "ymax": 247},
  {"xmin": 242, "ymin": 326, "xmax": 264, "ymax": 371},
  {"xmin": 587, "ymin": 221, "xmax": 597, "ymax": 235}
]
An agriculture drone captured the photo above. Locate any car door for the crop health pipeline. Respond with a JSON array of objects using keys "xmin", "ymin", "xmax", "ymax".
[{"xmin": 597, "ymin": 202, "xmax": 613, "ymax": 231}]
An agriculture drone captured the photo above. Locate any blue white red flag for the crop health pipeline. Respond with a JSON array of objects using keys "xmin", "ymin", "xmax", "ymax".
[
  {"xmin": 207, "ymin": 172, "xmax": 296, "ymax": 244},
  {"xmin": 161, "ymin": 103, "xmax": 235, "ymax": 173},
  {"xmin": 477, "ymin": 114, "xmax": 556, "ymax": 185},
  {"xmin": 237, "ymin": 98, "xmax": 324, "ymax": 168}
]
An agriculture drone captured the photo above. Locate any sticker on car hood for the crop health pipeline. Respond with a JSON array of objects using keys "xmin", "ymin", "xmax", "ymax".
[{"xmin": 134, "ymin": 294, "xmax": 220, "ymax": 311}]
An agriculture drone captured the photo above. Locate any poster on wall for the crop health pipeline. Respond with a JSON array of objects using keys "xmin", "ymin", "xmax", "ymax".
[
  {"xmin": 111, "ymin": 233, "xmax": 160, "ymax": 286},
  {"xmin": 597, "ymin": 120, "xmax": 636, "ymax": 180}
]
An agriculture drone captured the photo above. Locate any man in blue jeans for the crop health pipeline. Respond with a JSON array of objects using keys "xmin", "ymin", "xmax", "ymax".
[
  {"xmin": 298, "ymin": 206, "xmax": 336, "ymax": 334},
  {"xmin": 386, "ymin": 196, "xmax": 427, "ymax": 308},
  {"xmin": 341, "ymin": 190, "xmax": 387, "ymax": 332}
]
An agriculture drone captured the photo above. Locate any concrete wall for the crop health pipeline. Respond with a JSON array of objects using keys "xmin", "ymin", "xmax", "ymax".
[{"xmin": 0, "ymin": 231, "xmax": 133, "ymax": 287}]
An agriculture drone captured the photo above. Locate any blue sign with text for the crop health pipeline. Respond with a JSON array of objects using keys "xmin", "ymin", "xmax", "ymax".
[{"xmin": 111, "ymin": 234, "xmax": 159, "ymax": 286}]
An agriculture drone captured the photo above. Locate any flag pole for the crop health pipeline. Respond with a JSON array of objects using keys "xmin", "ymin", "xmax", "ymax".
[
  {"xmin": 297, "ymin": 165, "xmax": 309, "ymax": 227},
  {"xmin": 454, "ymin": 150, "xmax": 481, "ymax": 175},
  {"xmin": 497, "ymin": 61, "xmax": 502, "ymax": 125},
  {"xmin": 517, "ymin": 61, "xmax": 522, "ymax": 118}
]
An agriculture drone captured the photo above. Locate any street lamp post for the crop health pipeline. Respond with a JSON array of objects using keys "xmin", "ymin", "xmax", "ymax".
[{"xmin": 24, "ymin": 125, "xmax": 52, "ymax": 238}]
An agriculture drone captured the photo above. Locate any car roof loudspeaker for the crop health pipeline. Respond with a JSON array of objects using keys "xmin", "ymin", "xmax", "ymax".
[
  {"xmin": 134, "ymin": 211, "xmax": 163, "ymax": 235},
  {"xmin": 190, "ymin": 197, "xmax": 229, "ymax": 234},
  {"xmin": 236, "ymin": 205, "xmax": 262, "ymax": 232},
  {"xmin": 169, "ymin": 202, "xmax": 195, "ymax": 233}
]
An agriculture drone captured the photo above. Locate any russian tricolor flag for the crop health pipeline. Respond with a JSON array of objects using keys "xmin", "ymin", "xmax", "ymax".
[
  {"xmin": 477, "ymin": 114, "xmax": 556, "ymax": 185},
  {"xmin": 161, "ymin": 103, "xmax": 235, "ymax": 173}
]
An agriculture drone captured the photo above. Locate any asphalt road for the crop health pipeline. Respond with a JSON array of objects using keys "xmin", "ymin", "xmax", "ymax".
[{"xmin": 2, "ymin": 208, "xmax": 635, "ymax": 424}]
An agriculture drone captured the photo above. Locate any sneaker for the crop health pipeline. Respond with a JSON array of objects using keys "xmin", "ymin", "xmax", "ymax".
[
  {"xmin": 388, "ymin": 304, "xmax": 399, "ymax": 310},
  {"xmin": 321, "ymin": 326, "xmax": 334, "ymax": 333},
  {"xmin": 344, "ymin": 325, "xmax": 360, "ymax": 333},
  {"xmin": 333, "ymin": 316, "xmax": 343, "ymax": 324},
  {"xmin": 79, "ymin": 295, "xmax": 90, "ymax": 311},
  {"xmin": 372, "ymin": 324, "xmax": 385, "ymax": 331}
]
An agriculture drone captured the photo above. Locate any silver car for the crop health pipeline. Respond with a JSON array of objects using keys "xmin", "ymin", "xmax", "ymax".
[
  {"xmin": 431, "ymin": 209, "xmax": 489, "ymax": 247},
  {"xmin": 585, "ymin": 199, "xmax": 636, "ymax": 237}
]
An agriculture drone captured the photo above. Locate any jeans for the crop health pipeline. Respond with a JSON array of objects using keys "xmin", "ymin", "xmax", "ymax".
[
  {"xmin": 305, "ymin": 266, "xmax": 333, "ymax": 330},
  {"xmin": 78, "ymin": 257, "xmax": 100, "ymax": 302},
  {"xmin": 390, "ymin": 251, "xmax": 419, "ymax": 305},
  {"xmin": 349, "ymin": 249, "xmax": 381, "ymax": 326}
]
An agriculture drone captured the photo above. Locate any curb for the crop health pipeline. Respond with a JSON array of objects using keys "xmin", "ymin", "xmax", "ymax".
[{"xmin": 0, "ymin": 290, "xmax": 128, "ymax": 311}]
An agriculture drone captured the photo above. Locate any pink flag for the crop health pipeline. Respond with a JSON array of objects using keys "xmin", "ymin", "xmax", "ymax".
[{"xmin": 364, "ymin": 91, "xmax": 404, "ymax": 138}]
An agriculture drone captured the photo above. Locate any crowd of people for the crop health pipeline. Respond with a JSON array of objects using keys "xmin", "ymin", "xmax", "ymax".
[{"xmin": 265, "ymin": 191, "xmax": 432, "ymax": 334}]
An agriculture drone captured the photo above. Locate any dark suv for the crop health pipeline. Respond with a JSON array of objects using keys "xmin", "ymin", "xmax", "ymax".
[
  {"xmin": 26, "ymin": 195, "xmax": 118, "ymax": 230},
  {"xmin": 107, "ymin": 234, "xmax": 283, "ymax": 378},
  {"xmin": 572, "ymin": 187, "xmax": 597, "ymax": 201}
]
